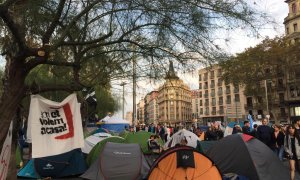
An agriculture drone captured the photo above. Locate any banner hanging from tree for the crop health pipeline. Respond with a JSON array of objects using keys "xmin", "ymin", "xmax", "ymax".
[
  {"xmin": 0, "ymin": 121, "xmax": 13, "ymax": 180},
  {"xmin": 27, "ymin": 93, "xmax": 84, "ymax": 158}
]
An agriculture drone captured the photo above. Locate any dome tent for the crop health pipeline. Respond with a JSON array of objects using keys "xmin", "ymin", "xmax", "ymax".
[
  {"xmin": 86, "ymin": 136, "xmax": 125, "ymax": 166},
  {"xmin": 81, "ymin": 142, "xmax": 150, "ymax": 180},
  {"xmin": 147, "ymin": 146, "xmax": 222, "ymax": 180},
  {"xmin": 207, "ymin": 134, "xmax": 289, "ymax": 180}
]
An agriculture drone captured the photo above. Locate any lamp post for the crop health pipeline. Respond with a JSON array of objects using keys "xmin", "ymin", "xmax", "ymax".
[
  {"xmin": 264, "ymin": 79, "xmax": 269, "ymax": 114},
  {"xmin": 120, "ymin": 82, "xmax": 126, "ymax": 119}
]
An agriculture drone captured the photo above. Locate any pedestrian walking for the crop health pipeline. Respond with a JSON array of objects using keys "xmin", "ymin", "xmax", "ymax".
[
  {"xmin": 284, "ymin": 125, "xmax": 300, "ymax": 180},
  {"xmin": 272, "ymin": 124, "xmax": 285, "ymax": 161},
  {"xmin": 257, "ymin": 118, "xmax": 274, "ymax": 149}
]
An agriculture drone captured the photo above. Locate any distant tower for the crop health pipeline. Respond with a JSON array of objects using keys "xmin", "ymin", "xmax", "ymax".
[
  {"xmin": 284, "ymin": 0, "xmax": 300, "ymax": 41},
  {"xmin": 165, "ymin": 61, "xmax": 179, "ymax": 79}
]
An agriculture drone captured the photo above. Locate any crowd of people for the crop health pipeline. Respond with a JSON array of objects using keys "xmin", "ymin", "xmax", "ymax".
[{"xmin": 129, "ymin": 117, "xmax": 300, "ymax": 180}]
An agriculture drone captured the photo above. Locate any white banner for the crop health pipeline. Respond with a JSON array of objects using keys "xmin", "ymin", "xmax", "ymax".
[
  {"xmin": 0, "ymin": 121, "xmax": 13, "ymax": 180},
  {"xmin": 27, "ymin": 93, "xmax": 84, "ymax": 158}
]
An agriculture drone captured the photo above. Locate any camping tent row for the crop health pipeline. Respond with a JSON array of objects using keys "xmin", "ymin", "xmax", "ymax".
[{"xmin": 18, "ymin": 132, "xmax": 290, "ymax": 179}]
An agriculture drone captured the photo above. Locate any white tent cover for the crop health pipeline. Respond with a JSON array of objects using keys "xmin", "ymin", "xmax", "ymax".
[
  {"xmin": 82, "ymin": 132, "xmax": 112, "ymax": 154},
  {"xmin": 164, "ymin": 129, "xmax": 199, "ymax": 149}
]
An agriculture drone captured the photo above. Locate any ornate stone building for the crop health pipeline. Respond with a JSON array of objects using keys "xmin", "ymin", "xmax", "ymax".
[{"xmin": 157, "ymin": 62, "xmax": 192, "ymax": 125}]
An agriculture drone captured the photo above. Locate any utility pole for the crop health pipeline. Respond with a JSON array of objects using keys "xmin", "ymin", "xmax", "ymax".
[
  {"xmin": 132, "ymin": 55, "xmax": 137, "ymax": 127},
  {"xmin": 120, "ymin": 82, "xmax": 126, "ymax": 119},
  {"xmin": 264, "ymin": 79, "xmax": 269, "ymax": 114}
]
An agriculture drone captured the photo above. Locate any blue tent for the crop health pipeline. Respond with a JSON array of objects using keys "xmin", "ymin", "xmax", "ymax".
[
  {"xmin": 17, "ymin": 148, "xmax": 87, "ymax": 178},
  {"xmin": 100, "ymin": 115, "xmax": 130, "ymax": 133}
]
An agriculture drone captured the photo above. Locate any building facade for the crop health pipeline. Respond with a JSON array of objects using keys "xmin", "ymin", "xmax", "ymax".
[
  {"xmin": 198, "ymin": 65, "xmax": 247, "ymax": 124},
  {"xmin": 125, "ymin": 111, "xmax": 133, "ymax": 125},
  {"xmin": 283, "ymin": 0, "xmax": 300, "ymax": 122},
  {"xmin": 146, "ymin": 91, "xmax": 159, "ymax": 125},
  {"xmin": 157, "ymin": 62, "xmax": 192, "ymax": 125},
  {"xmin": 136, "ymin": 98, "xmax": 145, "ymax": 124}
]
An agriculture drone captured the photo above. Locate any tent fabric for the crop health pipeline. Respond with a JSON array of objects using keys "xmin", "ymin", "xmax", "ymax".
[
  {"xmin": 82, "ymin": 132, "xmax": 112, "ymax": 154},
  {"xmin": 207, "ymin": 134, "xmax": 289, "ymax": 180},
  {"xmin": 18, "ymin": 148, "xmax": 87, "ymax": 179},
  {"xmin": 164, "ymin": 129, "xmax": 200, "ymax": 149},
  {"xmin": 102, "ymin": 115, "xmax": 129, "ymax": 124},
  {"xmin": 198, "ymin": 141, "xmax": 216, "ymax": 154},
  {"xmin": 147, "ymin": 146, "xmax": 222, "ymax": 180},
  {"xmin": 81, "ymin": 142, "xmax": 150, "ymax": 180},
  {"xmin": 17, "ymin": 159, "xmax": 40, "ymax": 179},
  {"xmin": 100, "ymin": 123, "xmax": 129, "ymax": 133},
  {"xmin": 86, "ymin": 136, "xmax": 125, "ymax": 166},
  {"xmin": 124, "ymin": 131, "xmax": 163, "ymax": 154}
]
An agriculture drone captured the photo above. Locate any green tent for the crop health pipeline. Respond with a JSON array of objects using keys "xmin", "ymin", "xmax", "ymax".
[
  {"xmin": 124, "ymin": 131, "xmax": 163, "ymax": 154},
  {"xmin": 86, "ymin": 136, "xmax": 125, "ymax": 166},
  {"xmin": 119, "ymin": 130, "xmax": 130, "ymax": 139}
]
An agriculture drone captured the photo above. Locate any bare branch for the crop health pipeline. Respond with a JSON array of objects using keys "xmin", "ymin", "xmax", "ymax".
[{"xmin": 42, "ymin": 0, "xmax": 67, "ymax": 44}]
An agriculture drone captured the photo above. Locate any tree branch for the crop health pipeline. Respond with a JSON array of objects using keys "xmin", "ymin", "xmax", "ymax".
[
  {"xmin": 42, "ymin": 0, "xmax": 67, "ymax": 44},
  {"xmin": 26, "ymin": 83, "xmax": 83, "ymax": 95},
  {"xmin": 0, "ymin": 3, "xmax": 26, "ymax": 50}
]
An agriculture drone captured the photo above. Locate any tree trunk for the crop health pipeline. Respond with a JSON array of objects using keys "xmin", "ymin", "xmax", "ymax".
[{"xmin": 0, "ymin": 57, "xmax": 27, "ymax": 177}]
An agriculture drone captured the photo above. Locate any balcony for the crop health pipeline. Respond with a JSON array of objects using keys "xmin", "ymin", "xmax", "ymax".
[
  {"xmin": 204, "ymin": 93, "xmax": 209, "ymax": 98},
  {"xmin": 226, "ymin": 89, "xmax": 230, "ymax": 94},
  {"xmin": 211, "ymin": 92, "xmax": 215, "ymax": 97},
  {"xmin": 205, "ymin": 102, "xmax": 209, "ymax": 106},
  {"xmin": 218, "ymin": 110, "xmax": 224, "ymax": 114},
  {"xmin": 211, "ymin": 102, "xmax": 216, "ymax": 106},
  {"xmin": 204, "ymin": 85, "xmax": 208, "ymax": 89},
  {"xmin": 226, "ymin": 100, "xmax": 231, "ymax": 104},
  {"xmin": 204, "ymin": 76, "xmax": 208, "ymax": 81},
  {"xmin": 211, "ymin": 111, "xmax": 217, "ymax": 115},
  {"xmin": 219, "ymin": 101, "xmax": 223, "ymax": 105},
  {"xmin": 218, "ymin": 82, "xmax": 222, "ymax": 86},
  {"xmin": 210, "ymin": 84, "xmax": 215, "ymax": 88},
  {"xmin": 205, "ymin": 111, "xmax": 209, "ymax": 115}
]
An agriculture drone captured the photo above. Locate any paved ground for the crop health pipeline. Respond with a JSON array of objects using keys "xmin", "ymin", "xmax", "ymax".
[{"xmin": 283, "ymin": 159, "xmax": 300, "ymax": 180}]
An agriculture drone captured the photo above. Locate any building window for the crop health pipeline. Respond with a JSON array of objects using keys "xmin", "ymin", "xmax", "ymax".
[
  {"xmin": 199, "ymin": 74, "xmax": 202, "ymax": 81},
  {"xmin": 212, "ymin": 98, "xmax": 216, "ymax": 106},
  {"xmin": 210, "ymin": 71, "xmax": 214, "ymax": 79},
  {"xmin": 200, "ymin": 100, "xmax": 203, "ymax": 106},
  {"xmin": 294, "ymin": 23, "xmax": 298, "ymax": 32},
  {"xmin": 295, "ymin": 107, "xmax": 300, "ymax": 116},
  {"xmin": 292, "ymin": 3, "xmax": 297, "ymax": 14},
  {"xmin": 199, "ymin": 83, "xmax": 202, "ymax": 89},
  {"xmin": 246, "ymin": 97, "xmax": 253, "ymax": 107},
  {"xmin": 211, "ymin": 80, "xmax": 215, "ymax": 88},
  {"xmin": 226, "ymin": 86, "xmax": 230, "ymax": 94},
  {"xmin": 219, "ymin": 96, "xmax": 223, "ymax": 105},
  {"xmin": 226, "ymin": 95, "xmax": 231, "ymax": 104},
  {"xmin": 235, "ymin": 94, "xmax": 240, "ymax": 102},
  {"xmin": 218, "ymin": 78, "xmax": 222, "ymax": 86},
  {"xmin": 287, "ymin": 27, "xmax": 289, "ymax": 35}
]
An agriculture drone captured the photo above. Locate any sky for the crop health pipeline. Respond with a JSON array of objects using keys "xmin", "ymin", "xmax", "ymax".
[{"xmin": 113, "ymin": 0, "xmax": 289, "ymax": 118}]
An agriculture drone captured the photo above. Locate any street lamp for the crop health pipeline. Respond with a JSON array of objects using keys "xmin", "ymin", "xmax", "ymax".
[{"xmin": 120, "ymin": 82, "xmax": 127, "ymax": 119}]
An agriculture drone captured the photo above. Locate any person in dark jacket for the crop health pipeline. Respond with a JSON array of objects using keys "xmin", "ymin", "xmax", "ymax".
[
  {"xmin": 273, "ymin": 124, "xmax": 285, "ymax": 161},
  {"xmin": 242, "ymin": 121, "xmax": 251, "ymax": 135},
  {"xmin": 251, "ymin": 124, "xmax": 258, "ymax": 138},
  {"xmin": 257, "ymin": 118, "xmax": 274, "ymax": 149}
]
